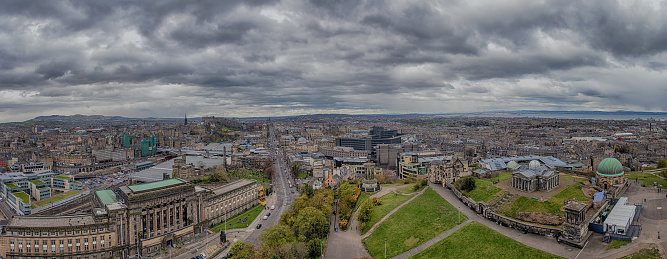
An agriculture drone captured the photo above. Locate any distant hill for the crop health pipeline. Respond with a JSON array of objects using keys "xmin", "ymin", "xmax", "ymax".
[{"xmin": 21, "ymin": 114, "xmax": 194, "ymax": 125}]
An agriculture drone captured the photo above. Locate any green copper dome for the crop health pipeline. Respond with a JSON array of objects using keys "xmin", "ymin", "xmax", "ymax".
[{"xmin": 596, "ymin": 158, "xmax": 624, "ymax": 177}]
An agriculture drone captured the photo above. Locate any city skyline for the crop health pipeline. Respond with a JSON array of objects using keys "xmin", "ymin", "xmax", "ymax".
[{"xmin": 2, "ymin": 0, "xmax": 667, "ymax": 122}]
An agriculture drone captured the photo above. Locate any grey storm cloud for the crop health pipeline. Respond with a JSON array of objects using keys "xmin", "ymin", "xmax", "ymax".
[{"xmin": 1, "ymin": 0, "xmax": 667, "ymax": 122}]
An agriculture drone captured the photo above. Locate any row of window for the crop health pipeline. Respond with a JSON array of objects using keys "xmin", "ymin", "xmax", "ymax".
[
  {"xmin": 7, "ymin": 228, "xmax": 107, "ymax": 237},
  {"xmin": 7, "ymin": 250, "xmax": 110, "ymax": 259},
  {"xmin": 9, "ymin": 235, "xmax": 110, "ymax": 254}
]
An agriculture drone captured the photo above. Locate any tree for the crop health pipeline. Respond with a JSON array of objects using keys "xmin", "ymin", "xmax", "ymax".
[
  {"xmin": 459, "ymin": 176, "xmax": 476, "ymax": 192},
  {"xmin": 292, "ymin": 207, "xmax": 328, "ymax": 241},
  {"xmin": 465, "ymin": 147, "xmax": 475, "ymax": 158},
  {"xmin": 658, "ymin": 159, "xmax": 667, "ymax": 169},
  {"xmin": 209, "ymin": 165, "xmax": 229, "ymax": 183},
  {"xmin": 302, "ymin": 183, "xmax": 314, "ymax": 198},
  {"xmin": 259, "ymin": 225, "xmax": 296, "ymax": 248},
  {"xmin": 263, "ymin": 159, "xmax": 274, "ymax": 180},
  {"xmin": 229, "ymin": 241, "xmax": 255, "ymax": 259}
]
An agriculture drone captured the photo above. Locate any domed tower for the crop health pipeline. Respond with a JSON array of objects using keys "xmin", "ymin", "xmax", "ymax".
[
  {"xmin": 596, "ymin": 158, "xmax": 627, "ymax": 189},
  {"xmin": 528, "ymin": 160, "xmax": 541, "ymax": 170}
]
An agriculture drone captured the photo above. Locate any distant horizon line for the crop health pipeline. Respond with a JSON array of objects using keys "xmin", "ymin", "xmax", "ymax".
[{"xmin": 10, "ymin": 109, "xmax": 667, "ymax": 124}]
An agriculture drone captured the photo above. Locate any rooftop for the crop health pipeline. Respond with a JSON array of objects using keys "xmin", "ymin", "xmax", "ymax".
[
  {"xmin": 127, "ymin": 178, "xmax": 185, "ymax": 193},
  {"xmin": 54, "ymin": 176, "xmax": 70, "ymax": 180},
  {"xmin": 5, "ymin": 183, "xmax": 18, "ymax": 188},
  {"xmin": 13, "ymin": 192, "xmax": 30, "ymax": 204},
  {"xmin": 30, "ymin": 180, "xmax": 44, "ymax": 185},
  {"xmin": 209, "ymin": 179, "xmax": 256, "ymax": 196},
  {"xmin": 8, "ymin": 215, "xmax": 95, "ymax": 228},
  {"xmin": 96, "ymin": 190, "xmax": 118, "ymax": 205}
]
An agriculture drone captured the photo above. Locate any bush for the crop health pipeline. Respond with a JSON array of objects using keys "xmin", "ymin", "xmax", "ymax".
[
  {"xmin": 420, "ymin": 178, "xmax": 428, "ymax": 187},
  {"xmin": 458, "ymin": 177, "xmax": 476, "ymax": 192},
  {"xmin": 413, "ymin": 184, "xmax": 421, "ymax": 191}
]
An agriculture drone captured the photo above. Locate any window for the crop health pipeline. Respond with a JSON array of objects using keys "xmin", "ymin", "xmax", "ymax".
[
  {"xmin": 9, "ymin": 239, "xmax": 14, "ymax": 252},
  {"xmin": 18, "ymin": 240, "xmax": 23, "ymax": 253},
  {"xmin": 43, "ymin": 240, "xmax": 48, "ymax": 253},
  {"xmin": 51, "ymin": 240, "xmax": 56, "ymax": 253},
  {"xmin": 26, "ymin": 240, "xmax": 31, "ymax": 253},
  {"xmin": 60, "ymin": 240, "xmax": 64, "ymax": 252}
]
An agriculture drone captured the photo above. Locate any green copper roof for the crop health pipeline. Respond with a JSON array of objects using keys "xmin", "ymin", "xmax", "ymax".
[
  {"xmin": 96, "ymin": 190, "xmax": 118, "ymax": 205},
  {"xmin": 127, "ymin": 178, "xmax": 184, "ymax": 193},
  {"xmin": 596, "ymin": 158, "xmax": 624, "ymax": 177}
]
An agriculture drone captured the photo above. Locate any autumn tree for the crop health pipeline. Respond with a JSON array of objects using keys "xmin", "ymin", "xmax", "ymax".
[{"xmin": 229, "ymin": 241, "xmax": 254, "ymax": 259}]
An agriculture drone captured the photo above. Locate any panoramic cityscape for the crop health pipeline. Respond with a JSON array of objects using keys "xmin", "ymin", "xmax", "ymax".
[{"xmin": 2, "ymin": 1, "xmax": 667, "ymax": 259}]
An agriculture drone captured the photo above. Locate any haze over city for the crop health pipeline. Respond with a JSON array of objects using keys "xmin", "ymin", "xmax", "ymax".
[{"xmin": 2, "ymin": 0, "xmax": 667, "ymax": 122}]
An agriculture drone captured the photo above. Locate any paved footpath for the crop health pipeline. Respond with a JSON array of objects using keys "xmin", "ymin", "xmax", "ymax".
[{"xmin": 391, "ymin": 219, "xmax": 473, "ymax": 259}]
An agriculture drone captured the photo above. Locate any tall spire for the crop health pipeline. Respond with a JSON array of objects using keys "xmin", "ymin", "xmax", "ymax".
[{"xmin": 184, "ymin": 113, "xmax": 188, "ymax": 125}]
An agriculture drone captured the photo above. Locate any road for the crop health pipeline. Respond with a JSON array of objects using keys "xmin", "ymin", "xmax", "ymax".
[{"xmin": 244, "ymin": 124, "xmax": 300, "ymax": 246}]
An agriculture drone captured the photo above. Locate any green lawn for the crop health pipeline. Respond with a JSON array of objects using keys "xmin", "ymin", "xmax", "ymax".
[
  {"xmin": 620, "ymin": 248, "xmax": 662, "ymax": 259},
  {"xmin": 465, "ymin": 178, "xmax": 502, "ymax": 202},
  {"xmin": 491, "ymin": 171, "xmax": 513, "ymax": 182},
  {"xmin": 626, "ymin": 172, "xmax": 667, "ymax": 189},
  {"xmin": 356, "ymin": 192, "xmax": 373, "ymax": 210},
  {"xmin": 298, "ymin": 172, "xmax": 309, "ymax": 179},
  {"xmin": 361, "ymin": 192, "xmax": 412, "ymax": 234},
  {"xmin": 34, "ymin": 190, "xmax": 82, "ymax": 207},
  {"xmin": 548, "ymin": 185, "xmax": 590, "ymax": 206},
  {"xmin": 606, "ymin": 240, "xmax": 631, "ymax": 250},
  {"xmin": 560, "ymin": 174, "xmax": 588, "ymax": 185},
  {"xmin": 363, "ymin": 188, "xmax": 468, "ymax": 258},
  {"xmin": 410, "ymin": 222, "xmax": 562, "ymax": 259},
  {"xmin": 502, "ymin": 196, "xmax": 563, "ymax": 217},
  {"xmin": 210, "ymin": 205, "xmax": 265, "ymax": 232},
  {"xmin": 397, "ymin": 184, "xmax": 426, "ymax": 194}
]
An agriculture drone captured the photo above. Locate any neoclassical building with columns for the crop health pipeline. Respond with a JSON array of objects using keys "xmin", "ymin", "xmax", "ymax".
[{"xmin": 512, "ymin": 160, "xmax": 560, "ymax": 193}]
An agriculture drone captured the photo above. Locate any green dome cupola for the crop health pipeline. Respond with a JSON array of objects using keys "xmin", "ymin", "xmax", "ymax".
[{"xmin": 596, "ymin": 158, "xmax": 624, "ymax": 177}]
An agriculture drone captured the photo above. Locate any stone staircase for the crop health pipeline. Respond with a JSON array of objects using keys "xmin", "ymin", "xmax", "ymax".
[{"xmin": 492, "ymin": 193, "xmax": 517, "ymax": 213}]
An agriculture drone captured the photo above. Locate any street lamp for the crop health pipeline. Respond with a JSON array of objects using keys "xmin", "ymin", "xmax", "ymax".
[
  {"xmin": 458, "ymin": 206, "xmax": 461, "ymax": 224},
  {"xmin": 384, "ymin": 238, "xmax": 387, "ymax": 258}
]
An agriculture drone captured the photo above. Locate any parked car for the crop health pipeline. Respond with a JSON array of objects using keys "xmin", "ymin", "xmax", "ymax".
[
  {"xmin": 256, "ymin": 224, "xmax": 262, "ymax": 229},
  {"xmin": 270, "ymin": 205, "xmax": 275, "ymax": 210}
]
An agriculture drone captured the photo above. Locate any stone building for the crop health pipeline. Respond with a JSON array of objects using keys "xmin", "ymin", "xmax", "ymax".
[
  {"xmin": 0, "ymin": 178, "xmax": 261, "ymax": 259},
  {"xmin": 428, "ymin": 157, "xmax": 470, "ymax": 186},
  {"xmin": 0, "ymin": 215, "xmax": 120, "ymax": 259},
  {"xmin": 595, "ymin": 157, "xmax": 627, "ymax": 190},
  {"xmin": 511, "ymin": 160, "xmax": 559, "ymax": 192},
  {"xmin": 201, "ymin": 179, "xmax": 261, "ymax": 226}
]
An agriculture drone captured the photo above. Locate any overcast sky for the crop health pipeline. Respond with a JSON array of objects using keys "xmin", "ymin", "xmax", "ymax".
[{"xmin": 2, "ymin": 0, "xmax": 667, "ymax": 122}]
